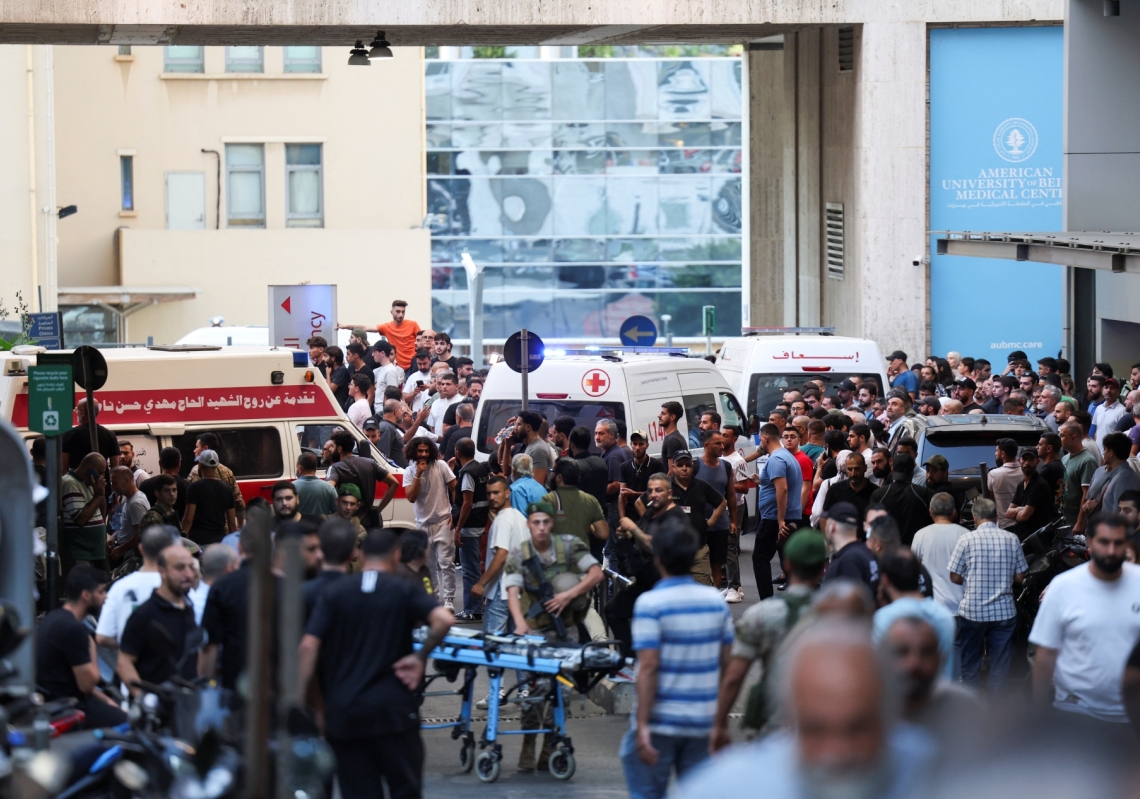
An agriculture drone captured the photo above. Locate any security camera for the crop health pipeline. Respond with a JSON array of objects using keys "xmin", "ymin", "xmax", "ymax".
[{"xmin": 912, "ymin": 256, "xmax": 925, "ymax": 267}]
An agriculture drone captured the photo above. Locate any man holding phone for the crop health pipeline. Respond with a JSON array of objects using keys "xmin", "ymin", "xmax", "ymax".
[{"xmin": 402, "ymin": 350, "xmax": 434, "ymax": 414}]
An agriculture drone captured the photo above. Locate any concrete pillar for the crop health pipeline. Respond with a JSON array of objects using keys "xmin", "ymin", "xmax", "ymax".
[
  {"xmin": 795, "ymin": 28, "xmax": 822, "ymax": 326},
  {"xmin": 853, "ymin": 21, "xmax": 927, "ymax": 359},
  {"xmin": 746, "ymin": 44, "xmax": 793, "ymax": 327}
]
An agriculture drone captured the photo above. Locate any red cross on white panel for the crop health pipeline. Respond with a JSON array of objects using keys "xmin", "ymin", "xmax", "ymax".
[{"xmin": 582, "ymin": 369, "xmax": 610, "ymax": 397}]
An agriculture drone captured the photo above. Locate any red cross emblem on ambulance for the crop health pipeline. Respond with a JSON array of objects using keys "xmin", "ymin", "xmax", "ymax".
[{"xmin": 582, "ymin": 369, "xmax": 610, "ymax": 397}]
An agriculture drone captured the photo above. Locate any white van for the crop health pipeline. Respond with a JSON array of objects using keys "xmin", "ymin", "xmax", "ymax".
[
  {"xmin": 471, "ymin": 351, "xmax": 750, "ymax": 460},
  {"xmin": 1, "ymin": 345, "xmax": 415, "ymax": 528},
  {"xmin": 716, "ymin": 332, "xmax": 891, "ymax": 423}
]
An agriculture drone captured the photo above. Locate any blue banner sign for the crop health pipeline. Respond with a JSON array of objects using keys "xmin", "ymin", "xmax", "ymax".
[{"xmin": 929, "ymin": 27, "xmax": 1064, "ymax": 363}]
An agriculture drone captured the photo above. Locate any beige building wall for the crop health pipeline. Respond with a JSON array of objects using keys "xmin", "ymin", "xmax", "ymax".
[{"xmin": 45, "ymin": 44, "xmax": 429, "ymax": 343}]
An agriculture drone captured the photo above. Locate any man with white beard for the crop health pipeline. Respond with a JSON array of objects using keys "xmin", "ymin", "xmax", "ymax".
[{"xmin": 673, "ymin": 619, "xmax": 934, "ymax": 799}]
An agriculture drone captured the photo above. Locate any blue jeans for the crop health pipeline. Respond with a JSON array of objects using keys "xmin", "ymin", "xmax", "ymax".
[
  {"xmin": 483, "ymin": 594, "xmax": 510, "ymax": 635},
  {"xmin": 458, "ymin": 533, "xmax": 483, "ymax": 614},
  {"xmin": 619, "ymin": 725, "xmax": 710, "ymax": 799},
  {"xmin": 956, "ymin": 616, "xmax": 1017, "ymax": 695}
]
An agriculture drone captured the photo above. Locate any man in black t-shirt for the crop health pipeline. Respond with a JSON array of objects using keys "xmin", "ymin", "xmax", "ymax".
[
  {"xmin": 821, "ymin": 502, "xmax": 878, "ymax": 592},
  {"xmin": 139, "ymin": 446, "xmax": 191, "ymax": 521},
  {"xmin": 618, "ymin": 431, "xmax": 666, "ymax": 523},
  {"xmin": 36, "ymin": 565, "xmax": 127, "ymax": 728},
  {"xmin": 658, "ymin": 401, "xmax": 688, "ymax": 470},
  {"xmin": 299, "ymin": 529, "xmax": 452, "ymax": 799},
  {"xmin": 118, "ymin": 544, "xmax": 199, "ymax": 694},
  {"xmin": 181, "ymin": 450, "xmax": 237, "ymax": 546},
  {"xmin": 326, "ymin": 430, "xmax": 399, "ymax": 528},
  {"xmin": 610, "ymin": 474, "xmax": 694, "ymax": 656},
  {"xmin": 1036, "ymin": 432, "xmax": 1065, "ymax": 515},
  {"xmin": 201, "ymin": 526, "xmax": 264, "ymax": 690},
  {"xmin": 304, "ymin": 519, "xmax": 359, "ymax": 620},
  {"xmin": 61, "ymin": 399, "xmax": 120, "ymax": 472},
  {"xmin": 1007, "ymin": 449, "xmax": 1056, "ymax": 539},
  {"xmin": 325, "ymin": 346, "xmax": 351, "ymax": 411}
]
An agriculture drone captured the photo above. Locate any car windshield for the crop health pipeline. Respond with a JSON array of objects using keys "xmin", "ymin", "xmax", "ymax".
[
  {"xmin": 476, "ymin": 399, "xmax": 624, "ymax": 455},
  {"xmin": 920, "ymin": 429, "xmax": 1043, "ymax": 475},
  {"xmin": 747, "ymin": 372, "xmax": 883, "ymax": 419}
]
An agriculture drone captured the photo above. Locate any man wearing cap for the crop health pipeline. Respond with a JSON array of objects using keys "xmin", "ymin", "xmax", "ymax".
[
  {"xmin": 181, "ymin": 450, "xmax": 238, "ymax": 547},
  {"xmin": 712, "ymin": 528, "xmax": 827, "ymax": 750},
  {"xmin": 887, "ymin": 350, "xmax": 918, "ymax": 400},
  {"xmin": 652, "ymin": 449, "xmax": 724, "ymax": 587},
  {"xmin": 821, "ymin": 502, "xmax": 878, "ymax": 592},
  {"xmin": 1092, "ymin": 377, "xmax": 1126, "ymax": 445},
  {"xmin": 917, "ymin": 396, "xmax": 940, "ymax": 417},
  {"xmin": 835, "ymin": 379, "xmax": 860, "ymax": 412},
  {"xmin": 870, "ymin": 454, "xmax": 934, "ymax": 547},
  {"xmin": 954, "ymin": 377, "xmax": 982, "ymax": 413},
  {"xmin": 912, "ymin": 454, "xmax": 962, "ymax": 508},
  {"xmin": 503, "ymin": 501, "xmax": 604, "ymax": 771}
]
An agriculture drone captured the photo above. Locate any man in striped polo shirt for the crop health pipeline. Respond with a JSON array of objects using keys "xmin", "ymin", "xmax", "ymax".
[{"xmin": 620, "ymin": 516, "xmax": 734, "ymax": 799}]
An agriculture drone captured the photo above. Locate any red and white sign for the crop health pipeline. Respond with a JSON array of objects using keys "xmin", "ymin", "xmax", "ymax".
[
  {"xmin": 11, "ymin": 385, "xmax": 339, "ymax": 428},
  {"xmin": 269, "ymin": 284, "xmax": 337, "ymax": 350},
  {"xmin": 581, "ymin": 369, "xmax": 611, "ymax": 397}
]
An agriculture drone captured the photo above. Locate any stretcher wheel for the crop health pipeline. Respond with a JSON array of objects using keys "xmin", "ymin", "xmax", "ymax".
[
  {"xmin": 475, "ymin": 751, "xmax": 501, "ymax": 783},
  {"xmin": 459, "ymin": 740, "xmax": 475, "ymax": 773},
  {"xmin": 548, "ymin": 750, "xmax": 576, "ymax": 780}
]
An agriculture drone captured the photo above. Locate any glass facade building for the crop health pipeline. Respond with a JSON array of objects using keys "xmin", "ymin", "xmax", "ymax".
[{"xmin": 425, "ymin": 47, "xmax": 743, "ymax": 341}]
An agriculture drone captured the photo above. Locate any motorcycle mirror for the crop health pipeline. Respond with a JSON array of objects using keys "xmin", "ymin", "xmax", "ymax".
[{"xmin": 114, "ymin": 760, "xmax": 150, "ymax": 792}]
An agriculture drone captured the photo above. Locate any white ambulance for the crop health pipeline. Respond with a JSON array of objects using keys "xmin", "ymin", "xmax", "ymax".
[
  {"xmin": 471, "ymin": 349, "xmax": 750, "ymax": 461},
  {"xmin": 1, "ymin": 345, "xmax": 415, "ymax": 528},
  {"xmin": 716, "ymin": 330, "xmax": 891, "ymax": 422}
]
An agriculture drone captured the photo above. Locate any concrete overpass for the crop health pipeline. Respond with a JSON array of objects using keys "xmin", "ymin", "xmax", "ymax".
[{"xmin": 2, "ymin": 0, "xmax": 1063, "ymax": 358}]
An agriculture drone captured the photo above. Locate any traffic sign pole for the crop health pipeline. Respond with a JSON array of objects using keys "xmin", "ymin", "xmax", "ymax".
[
  {"xmin": 45, "ymin": 437, "xmax": 61, "ymax": 609},
  {"xmin": 82, "ymin": 357, "xmax": 97, "ymax": 454},
  {"xmin": 520, "ymin": 329, "xmax": 529, "ymax": 412}
]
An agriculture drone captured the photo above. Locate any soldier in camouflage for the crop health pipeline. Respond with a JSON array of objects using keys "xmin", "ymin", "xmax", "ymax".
[
  {"xmin": 502, "ymin": 501, "xmax": 604, "ymax": 772},
  {"xmin": 710, "ymin": 528, "xmax": 829, "ymax": 750}
]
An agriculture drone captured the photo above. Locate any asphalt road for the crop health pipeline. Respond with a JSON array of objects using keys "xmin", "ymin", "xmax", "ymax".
[{"xmin": 421, "ymin": 533, "xmax": 772, "ymax": 798}]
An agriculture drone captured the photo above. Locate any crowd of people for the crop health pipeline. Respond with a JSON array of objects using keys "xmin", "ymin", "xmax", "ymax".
[{"xmin": 28, "ymin": 328, "xmax": 1140, "ymax": 799}]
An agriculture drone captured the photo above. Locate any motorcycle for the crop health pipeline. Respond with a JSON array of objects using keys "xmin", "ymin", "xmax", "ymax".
[{"xmin": 1015, "ymin": 517, "xmax": 1088, "ymax": 642}]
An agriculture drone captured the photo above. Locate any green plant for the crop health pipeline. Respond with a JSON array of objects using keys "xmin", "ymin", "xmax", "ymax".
[
  {"xmin": 0, "ymin": 291, "xmax": 35, "ymax": 351},
  {"xmin": 472, "ymin": 46, "xmax": 509, "ymax": 59}
]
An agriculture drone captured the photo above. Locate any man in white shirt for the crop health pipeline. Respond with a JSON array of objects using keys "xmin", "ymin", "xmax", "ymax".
[
  {"xmin": 1030, "ymin": 513, "xmax": 1140, "ymax": 726},
  {"xmin": 371, "ymin": 341, "xmax": 405, "ymax": 413},
  {"xmin": 1092, "ymin": 377, "xmax": 1127, "ymax": 445},
  {"xmin": 94, "ymin": 526, "xmax": 178, "ymax": 649},
  {"xmin": 910, "ymin": 492, "xmax": 968, "ymax": 614},
  {"xmin": 403, "ymin": 437, "xmax": 458, "ymax": 609},
  {"xmin": 346, "ymin": 374, "xmax": 373, "ymax": 430},
  {"xmin": 401, "ymin": 350, "xmax": 434, "ymax": 414},
  {"xmin": 987, "ymin": 438, "xmax": 1023, "ymax": 530},
  {"xmin": 471, "ymin": 476, "xmax": 531, "ymax": 635},
  {"xmin": 426, "ymin": 371, "xmax": 462, "ymax": 437}
]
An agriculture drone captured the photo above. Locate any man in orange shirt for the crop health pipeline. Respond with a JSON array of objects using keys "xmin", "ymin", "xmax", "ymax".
[{"xmin": 343, "ymin": 300, "xmax": 422, "ymax": 370}]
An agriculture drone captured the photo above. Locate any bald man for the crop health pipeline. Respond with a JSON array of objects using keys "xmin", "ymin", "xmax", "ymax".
[
  {"xmin": 61, "ymin": 453, "xmax": 110, "ymax": 575},
  {"xmin": 674, "ymin": 620, "xmax": 933, "ymax": 798}
]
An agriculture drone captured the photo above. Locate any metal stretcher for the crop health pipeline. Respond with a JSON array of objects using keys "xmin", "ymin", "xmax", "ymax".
[{"xmin": 413, "ymin": 626, "xmax": 626, "ymax": 783}]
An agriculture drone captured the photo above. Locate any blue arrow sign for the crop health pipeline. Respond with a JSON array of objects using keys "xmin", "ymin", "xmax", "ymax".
[{"xmin": 619, "ymin": 315, "xmax": 658, "ymax": 347}]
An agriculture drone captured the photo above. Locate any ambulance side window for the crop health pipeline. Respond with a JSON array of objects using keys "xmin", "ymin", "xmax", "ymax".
[
  {"xmin": 173, "ymin": 427, "xmax": 284, "ymax": 480},
  {"xmin": 719, "ymin": 392, "xmax": 744, "ymax": 431},
  {"xmin": 295, "ymin": 423, "xmax": 351, "ymax": 473},
  {"xmin": 682, "ymin": 392, "xmax": 716, "ymax": 448}
]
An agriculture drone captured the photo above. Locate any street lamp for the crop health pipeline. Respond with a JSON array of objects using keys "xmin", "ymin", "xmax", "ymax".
[{"xmin": 461, "ymin": 252, "xmax": 485, "ymax": 368}]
